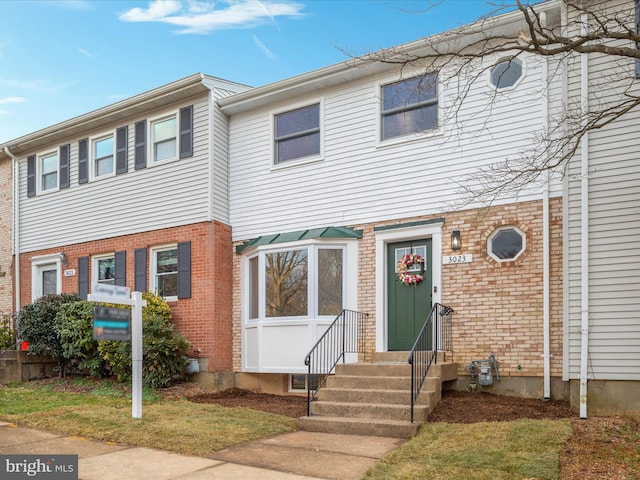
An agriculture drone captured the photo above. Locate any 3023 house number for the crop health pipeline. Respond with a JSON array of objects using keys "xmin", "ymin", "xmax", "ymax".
[{"xmin": 442, "ymin": 254, "xmax": 473, "ymax": 264}]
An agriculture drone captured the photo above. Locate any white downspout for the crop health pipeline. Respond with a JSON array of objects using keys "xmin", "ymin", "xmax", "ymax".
[
  {"xmin": 4, "ymin": 147, "xmax": 20, "ymax": 313},
  {"xmin": 579, "ymin": 12, "xmax": 590, "ymax": 419},
  {"xmin": 540, "ymin": 17, "xmax": 552, "ymax": 399}
]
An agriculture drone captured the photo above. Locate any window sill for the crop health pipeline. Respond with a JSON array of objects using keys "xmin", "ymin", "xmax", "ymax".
[
  {"xmin": 271, "ymin": 155, "xmax": 324, "ymax": 171},
  {"xmin": 376, "ymin": 127, "xmax": 443, "ymax": 149}
]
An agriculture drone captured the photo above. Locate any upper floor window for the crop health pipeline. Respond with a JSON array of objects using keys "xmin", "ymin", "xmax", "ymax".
[
  {"xmin": 152, "ymin": 116, "xmax": 177, "ymax": 163},
  {"xmin": 40, "ymin": 152, "xmax": 58, "ymax": 191},
  {"xmin": 93, "ymin": 135, "xmax": 114, "ymax": 177},
  {"xmin": 490, "ymin": 59, "xmax": 523, "ymax": 89},
  {"xmin": 274, "ymin": 103, "xmax": 320, "ymax": 164},
  {"xmin": 381, "ymin": 73, "xmax": 438, "ymax": 141}
]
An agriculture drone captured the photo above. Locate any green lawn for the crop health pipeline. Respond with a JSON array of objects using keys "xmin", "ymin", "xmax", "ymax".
[{"xmin": 0, "ymin": 382, "xmax": 297, "ymax": 456}]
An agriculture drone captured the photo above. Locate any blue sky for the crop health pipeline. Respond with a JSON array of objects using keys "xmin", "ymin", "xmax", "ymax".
[{"xmin": 0, "ymin": 0, "xmax": 502, "ymax": 143}]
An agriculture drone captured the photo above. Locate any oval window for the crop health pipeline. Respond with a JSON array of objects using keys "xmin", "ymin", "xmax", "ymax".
[
  {"xmin": 490, "ymin": 59, "xmax": 523, "ymax": 89},
  {"xmin": 488, "ymin": 226, "xmax": 525, "ymax": 261}
]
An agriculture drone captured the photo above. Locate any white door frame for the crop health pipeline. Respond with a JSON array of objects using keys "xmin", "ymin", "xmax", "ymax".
[
  {"xmin": 374, "ymin": 222, "xmax": 443, "ymax": 352},
  {"xmin": 31, "ymin": 253, "xmax": 63, "ymax": 301}
]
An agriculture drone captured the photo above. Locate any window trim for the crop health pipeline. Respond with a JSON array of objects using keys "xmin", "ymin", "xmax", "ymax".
[
  {"xmin": 488, "ymin": 57, "xmax": 525, "ymax": 90},
  {"xmin": 245, "ymin": 241, "xmax": 347, "ymax": 323},
  {"xmin": 487, "ymin": 225, "xmax": 526, "ymax": 262},
  {"xmin": 149, "ymin": 112, "xmax": 178, "ymax": 165},
  {"xmin": 90, "ymin": 132, "xmax": 116, "ymax": 180},
  {"xmin": 150, "ymin": 244, "xmax": 179, "ymax": 301},
  {"xmin": 91, "ymin": 253, "xmax": 116, "ymax": 288},
  {"xmin": 271, "ymin": 100, "xmax": 324, "ymax": 168},
  {"xmin": 378, "ymin": 73, "xmax": 440, "ymax": 143},
  {"xmin": 31, "ymin": 253, "xmax": 63, "ymax": 301}
]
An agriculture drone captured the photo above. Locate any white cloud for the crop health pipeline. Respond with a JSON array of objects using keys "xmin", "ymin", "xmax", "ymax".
[
  {"xmin": 0, "ymin": 97, "xmax": 25, "ymax": 105},
  {"xmin": 119, "ymin": 0, "xmax": 305, "ymax": 34},
  {"xmin": 252, "ymin": 34, "xmax": 277, "ymax": 59},
  {"xmin": 78, "ymin": 48, "xmax": 95, "ymax": 59},
  {"xmin": 0, "ymin": 110, "xmax": 9, "ymax": 116}
]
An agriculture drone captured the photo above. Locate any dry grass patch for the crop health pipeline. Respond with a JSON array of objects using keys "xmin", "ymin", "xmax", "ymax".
[{"xmin": 363, "ymin": 419, "xmax": 573, "ymax": 480}]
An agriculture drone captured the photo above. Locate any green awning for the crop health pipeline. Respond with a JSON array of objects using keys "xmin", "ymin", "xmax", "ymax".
[{"xmin": 236, "ymin": 226, "xmax": 363, "ymax": 254}]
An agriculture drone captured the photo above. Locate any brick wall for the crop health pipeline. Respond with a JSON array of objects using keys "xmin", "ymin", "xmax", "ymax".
[
  {"xmin": 18, "ymin": 220, "xmax": 233, "ymax": 372},
  {"xmin": 232, "ymin": 198, "xmax": 563, "ymax": 381},
  {"xmin": 0, "ymin": 159, "xmax": 12, "ymax": 313}
]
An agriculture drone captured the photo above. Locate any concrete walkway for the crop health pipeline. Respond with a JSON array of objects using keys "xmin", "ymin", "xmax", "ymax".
[{"xmin": 0, "ymin": 422, "xmax": 404, "ymax": 479}]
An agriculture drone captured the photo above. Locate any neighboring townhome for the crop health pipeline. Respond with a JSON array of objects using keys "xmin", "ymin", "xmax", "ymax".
[
  {"xmin": 562, "ymin": 0, "xmax": 640, "ymax": 416},
  {"xmin": 0, "ymin": 155, "xmax": 13, "ymax": 314},
  {"xmin": 0, "ymin": 74, "xmax": 250, "ymax": 380}
]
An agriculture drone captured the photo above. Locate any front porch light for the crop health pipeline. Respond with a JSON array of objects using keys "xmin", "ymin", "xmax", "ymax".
[{"xmin": 451, "ymin": 230, "xmax": 461, "ymax": 251}]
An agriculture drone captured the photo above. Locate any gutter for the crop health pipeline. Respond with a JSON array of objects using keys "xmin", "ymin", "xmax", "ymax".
[
  {"xmin": 3, "ymin": 147, "xmax": 20, "ymax": 313},
  {"xmin": 579, "ymin": 13, "xmax": 590, "ymax": 419}
]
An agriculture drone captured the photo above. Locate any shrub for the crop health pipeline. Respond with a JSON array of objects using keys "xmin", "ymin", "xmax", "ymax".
[
  {"xmin": 98, "ymin": 292, "xmax": 190, "ymax": 388},
  {"xmin": 56, "ymin": 301, "xmax": 106, "ymax": 376},
  {"xmin": 16, "ymin": 293, "xmax": 81, "ymax": 375}
]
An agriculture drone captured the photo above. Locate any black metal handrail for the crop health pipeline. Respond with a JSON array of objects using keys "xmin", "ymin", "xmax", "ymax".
[
  {"xmin": 304, "ymin": 309, "xmax": 368, "ymax": 416},
  {"xmin": 408, "ymin": 303, "xmax": 453, "ymax": 423}
]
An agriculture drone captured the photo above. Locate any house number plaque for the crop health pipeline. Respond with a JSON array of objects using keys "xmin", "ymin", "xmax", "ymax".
[{"xmin": 442, "ymin": 254, "xmax": 473, "ymax": 264}]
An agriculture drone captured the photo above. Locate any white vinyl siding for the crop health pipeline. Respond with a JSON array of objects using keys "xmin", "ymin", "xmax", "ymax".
[
  {"xmin": 228, "ymin": 54, "xmax": 560, "ymax": 242},
  {"xmin": 565, "ymin": 0, "xmax": 640, "ymax": 381},
  {"xmin": 18, "ymin": 96, "xmax": 212, "ymax": 252}
]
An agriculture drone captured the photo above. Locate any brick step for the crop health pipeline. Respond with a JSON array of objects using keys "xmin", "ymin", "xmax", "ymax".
[
  {"xmin": 310, "ymin": 400, "xmax": 431, "ymax": 422},
  {"xmin": 299, "ymin": 415, "xmax": 419, "ymax": 439},
  {"xmin": 317, "ymin": 387, "xmax": 434, "ymax": 406}
]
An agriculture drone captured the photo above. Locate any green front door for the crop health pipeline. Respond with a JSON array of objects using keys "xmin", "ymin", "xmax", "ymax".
[{"xmin": 387, "ymin": 239, "xmax": 433, "ymax": 351}]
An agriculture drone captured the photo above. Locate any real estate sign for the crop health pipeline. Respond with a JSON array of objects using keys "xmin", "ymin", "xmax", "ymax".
[{"xmin": 92, "ymin": 306, "xmax": 131, "ymax": 341}]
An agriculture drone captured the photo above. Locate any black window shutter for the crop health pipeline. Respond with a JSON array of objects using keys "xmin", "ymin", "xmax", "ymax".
[
  {"xmin": 179, "ymin": 105, "xmax": 193, "ymax": 159},
  {"xmin": 177, "ymin": 241, "xmax": 192, "ymax": 299},
  {"xmin": 59, "ymin": 144, "xmax": 70, "ymax": 189},
  {"xmin": 78, "ymin": 138, "xmax": 89, "ymax": 184},
  {"xmin": 134, "ymin": 247, "xmax": 147, "ymax": 292},
  {"xmin": 114, "ymin": 251, "xmax": 126, "ymax": 287},
  {"xmin": 78, "ymin": 256, "xmax": 89, "ymax": 300},
  {"xmin": 134, "ymin": 120, "xmax": 147, "ymax": 170},
  {"xmin": 116, "ymin": 126, "xmax": 128, "ymax": 174},
  {"xmin": 27, "ymin": 155, "xmax": 36, "ymax": 197}
]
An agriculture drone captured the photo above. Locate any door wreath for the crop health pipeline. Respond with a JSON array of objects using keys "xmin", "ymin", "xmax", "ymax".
[{"xmin": 397, "ymin": 253, "xmax": 425, "ymax": 286}]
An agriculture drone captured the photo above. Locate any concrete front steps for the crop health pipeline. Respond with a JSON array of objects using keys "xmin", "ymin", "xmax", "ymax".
[{"xmin": 299, "ymin": 351, "xmax": 457, "ymax": 438}]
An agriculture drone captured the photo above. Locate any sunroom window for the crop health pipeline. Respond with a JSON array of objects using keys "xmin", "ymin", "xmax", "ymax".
[
  {"xmin": 381, "ymin": 73, "xmax": 438, "ymax": 140},
  {"xmin": 249, "ymin": 246, "xmax": 344, "ymax": 320}
]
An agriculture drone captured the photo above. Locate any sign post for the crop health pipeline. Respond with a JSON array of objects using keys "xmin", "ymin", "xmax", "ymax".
[{"xmin": 88, "ymin": 284, "xmax": 147, "ymax": 419}]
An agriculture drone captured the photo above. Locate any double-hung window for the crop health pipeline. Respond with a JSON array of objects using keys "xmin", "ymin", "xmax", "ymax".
[
  {"xmin": 151, "ymin": 116, "xmax": 177, "ymax": 163},
  {"xmin": 274, "ymin": 103, "xmax": 320, "ymax": 164},
  {"xmin": 248, "ymin": 245, "xmax": 344, "ymax": 320},
  {"xmin": 93, "ymin": 135, "xmax": 115, "ymax": 177},
  {"xmin": 381, "ymin": 73, "xmax": 438, "ymax": 141},
  {"xmin": 151, "ymin": 245, "xmax": 178, "ymax": 299},
  {"xmin": 40, "ymin": 152, "xmax": 58, "ymax": 191}
]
